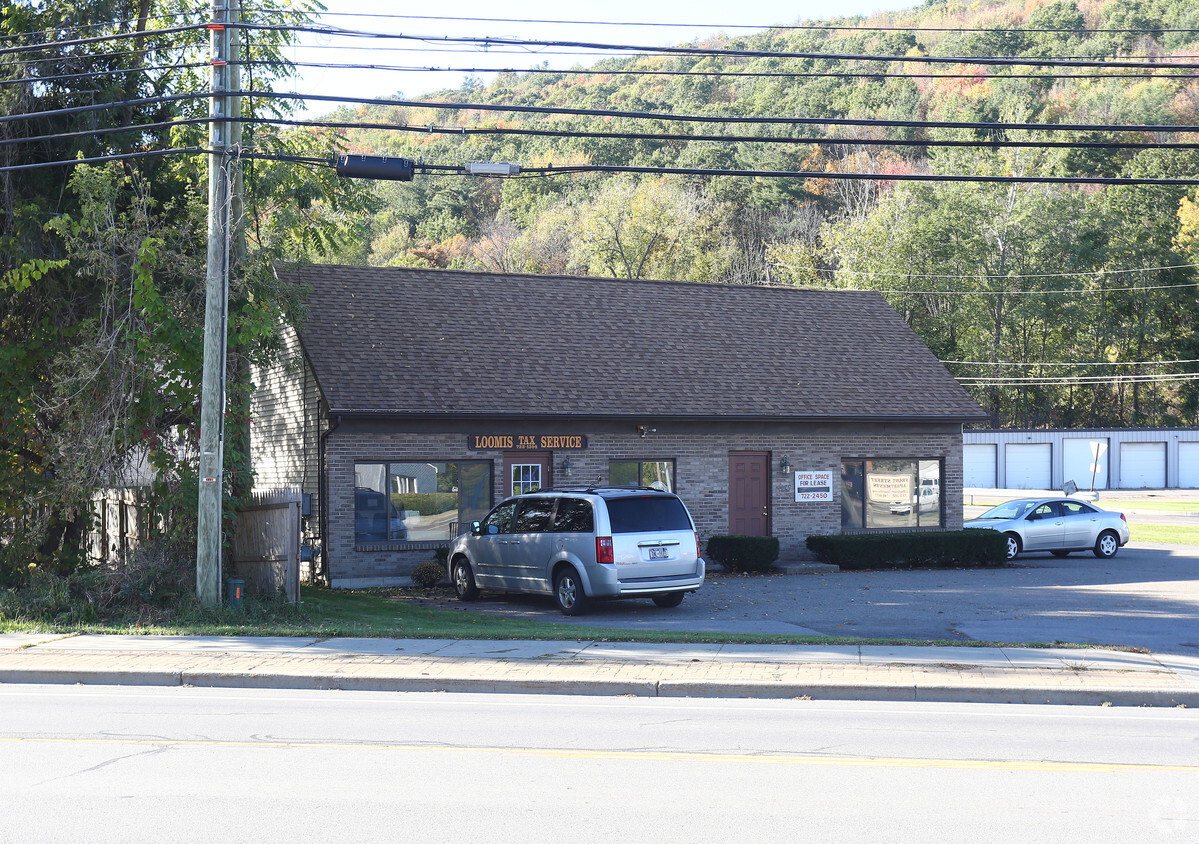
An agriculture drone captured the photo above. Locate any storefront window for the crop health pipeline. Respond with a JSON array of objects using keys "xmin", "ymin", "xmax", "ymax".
[
  {"xmin": 354, "ymin": 461, "xmax": 492, "ymax": 544},
  {"xmin": 609, "ymin": 460, "xmax": 675, "ymax": 492},
  {"xmin": 841, "ymin": 459, "xmax": 942, "ymax": 530}
]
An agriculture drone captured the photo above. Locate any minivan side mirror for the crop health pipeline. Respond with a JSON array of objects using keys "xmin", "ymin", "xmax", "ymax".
[{"xmin": 471, "ymin": 521, "xmax": 483, "ymax": 535}]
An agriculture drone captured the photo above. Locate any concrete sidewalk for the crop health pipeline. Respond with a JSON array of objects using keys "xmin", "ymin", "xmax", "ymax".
[{"xmin": 3, "ymin": 633, "xmax": 1198, "ymax": 707}]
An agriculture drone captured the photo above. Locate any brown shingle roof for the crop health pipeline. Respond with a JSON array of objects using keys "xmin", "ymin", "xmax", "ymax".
[{"xmin": 279, "ymin": 265, "xmax": 987, "ymax": 422}]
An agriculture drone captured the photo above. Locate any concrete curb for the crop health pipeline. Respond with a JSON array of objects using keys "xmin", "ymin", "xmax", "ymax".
[{"xmin": 4, "ymin": 666, "xmax": 1196, "ymax": 707}]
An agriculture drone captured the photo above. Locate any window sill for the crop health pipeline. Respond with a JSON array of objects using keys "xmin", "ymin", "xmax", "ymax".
[{"xmin": 354, "ymin": 540, "xmax": 455, "ymax": 552}]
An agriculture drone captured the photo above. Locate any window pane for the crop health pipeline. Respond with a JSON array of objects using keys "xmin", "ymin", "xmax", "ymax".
[
  {"xmin": 484, "ymin": 501, "xmax": 516, "ymax": 534},
  {"xmin": 917, "ymin": 460, "xmax": 942, "ymax": 527},
  {"xmin": 511, "ymin": 463, "xmax": 541, "ymax": 495},
  {"xmin": 551, "ymin": 498, "xmax": 594, "ymax": 533},
  {"xmin": 514, "ymin": 497, "xmax": 555, "ymax": 532},
  {"xmin": 641, "ymin": 461, "xmax": 674, "ymax": 492},
  {"xmin": 458, "ymin": 462, "xmax": 493, "ymax": 533},
  {"xmin": 606, "ymin": 496, "xmax": 693, "ymax": 533},
  {"xmin": 841, "ymin": 461, "xmax": 864, "ymax": 530},
  {"xmin": 865, "ymin": 459, "xmax": 917, "ymax": 529},
  {"xmin": 354, "ymin": 463, "xmax": 400, "ymax": 544},
  {"xmin": 609, "ymin": 461, "xmax": 639, "ymax": 487}
]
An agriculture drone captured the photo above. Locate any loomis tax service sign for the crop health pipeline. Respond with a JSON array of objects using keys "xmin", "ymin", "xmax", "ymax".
[{"xmin": 794, "ymin": 470, "xmax": 833, "ymax": 502}]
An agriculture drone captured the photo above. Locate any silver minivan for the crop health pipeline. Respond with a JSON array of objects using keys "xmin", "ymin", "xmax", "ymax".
[{"xmin": 446, "ymin": 487, "xmax": 705, "ymax": 615}]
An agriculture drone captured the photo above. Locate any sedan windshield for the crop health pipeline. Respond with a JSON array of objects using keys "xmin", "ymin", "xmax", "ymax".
[{"xmin": 977, "ymin": 499, "xmax": 1038, "ymax": 520}]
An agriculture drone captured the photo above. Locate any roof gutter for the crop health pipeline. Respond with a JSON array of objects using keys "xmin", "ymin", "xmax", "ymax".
[{"xmin": 324, "ymin": 410, "xmax": 992, "ymax": 425}]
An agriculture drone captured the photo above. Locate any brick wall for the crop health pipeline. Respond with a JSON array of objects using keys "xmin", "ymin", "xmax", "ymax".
[{"xmin": 320, "ymin": 420, "xmax": 965, "ymax": 586}]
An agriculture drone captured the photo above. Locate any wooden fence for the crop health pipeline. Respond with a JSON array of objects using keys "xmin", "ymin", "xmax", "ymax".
[
  {"xmin": 88, "ymin": 487, "xmax": 301, "ymax": 604},
  {"xmin": 89, "ymin": 488, "xmax": 150, "ymax": 565},
  {"xmin": 230, "ymin": 488, "xmax": 301, "ymax": 603}
]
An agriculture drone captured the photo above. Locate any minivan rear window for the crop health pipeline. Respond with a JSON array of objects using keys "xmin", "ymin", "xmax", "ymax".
[{"xmin": 605, "ymin": 496, "xmax": 693, "ymax": 534}]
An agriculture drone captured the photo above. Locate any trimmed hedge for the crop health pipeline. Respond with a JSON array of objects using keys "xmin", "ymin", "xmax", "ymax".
[
  {"xmin": 805, "ymin": 529, "xmax": 1008, "ymax": 570},
  {"xmin": 706, "ymin": 535, "xmax": 780, "ymax": 573},
  {"xmin": 411, "ymin": 561, "xmax": 445, "ymax": 588}
]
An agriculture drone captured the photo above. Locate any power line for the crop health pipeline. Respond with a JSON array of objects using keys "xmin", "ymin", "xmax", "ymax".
[
  {"xmin": 832, "ymin": 264, "xmax": 1199, "ymax": 280},
  {"xmin": 12, "ymin": 20, "xmax": 1195, "ymax": 73},
  {"xmin": 17, "ymin": 88, "xmax": 1199, "ymax": 138},
  {"xmin": 231, "ymin": 24, "xmax": 1199, "ymax": 70},
  {"xmin": 0, "ymin": 24, "xmax": 205, "ymax": 57},
  {"xmin": 958, "ymin": 373, "xmax": 1199, "ymax": 385},
  {"xmin": 237, "ymin": 90, "xmax": 1199, "ymax": 135},
  {"xmin": 774, "ymin": 275, "xmax": 1199, "ymax": 296},
  {"xmin": 0, "ymin": 146, "xmax": 206, "ymax": 173},
  {"xmin": 8, "ymin": 56, "xmax": 1199, "ymax": 87},
  {"xmin": 10, "ymin": 145, "xmax": 1199, "ymax": 187},
  {"xmin": 10, "ymin": 113, "xmax": 1199, "ymax": 155},
  {"xmin": 240, "ymin": 9, "xmax": 1199, "ymax": 35},
  {"xmin": 946, "ymin": 358, "xmax": 1199, "ymax": 366}
]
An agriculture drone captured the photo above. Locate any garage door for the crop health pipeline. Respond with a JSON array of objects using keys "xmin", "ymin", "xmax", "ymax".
[
  {"xmin": 1005, "ymin": 443, "xmax": 1051, "ymax": 490},
  {"xmin": 963, "ymin": 444, "xmax": 997, "ymax": 488},
  {"xmin": 1063, "ymin": 438, "xmax": 1109, "ymax": 490},
  {"xmin": 1119, "ymin": 442, "xmax": 1166, "ymax": 489},
  {"xmin": 1181, "ymin": 442, "xmax": 1199, "ymax": 489}
]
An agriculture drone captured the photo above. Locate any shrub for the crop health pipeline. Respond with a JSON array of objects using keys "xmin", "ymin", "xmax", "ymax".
[
  {"xmin": 411, "ymin": 560, "xmax": 445, "ymax": 588},
  {"xmin": 805, "ymin": 529, "xmax": 1007, "ymax": 570},
  {"xmin": 433, "ymin": 546, "xmax": 450, "ymax": 565},
  {"xmin": 706, "ymin": 535, "xmax": 780, "ymax": 573}
]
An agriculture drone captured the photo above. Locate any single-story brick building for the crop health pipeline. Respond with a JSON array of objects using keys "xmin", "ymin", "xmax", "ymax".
[{"xmin": 250, "ymin": 265, "xmax": 987, "ymax": 587}]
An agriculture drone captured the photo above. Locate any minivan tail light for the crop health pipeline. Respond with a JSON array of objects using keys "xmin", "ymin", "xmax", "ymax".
[{"xmin": 596, "ymin": 536, "xmax": 614, "ymax": 564}]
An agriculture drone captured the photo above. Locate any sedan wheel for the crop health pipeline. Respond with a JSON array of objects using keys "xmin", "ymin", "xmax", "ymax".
[
  {"xmin": 1093, "ymin": 530, "xmax": 1120, "ymax": 559},
  {"xmin": 1003, "ymin": 533, "xmax": 1021, "ymax": 560}
]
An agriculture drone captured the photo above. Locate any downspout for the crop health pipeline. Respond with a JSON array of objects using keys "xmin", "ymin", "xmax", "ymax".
[{"xmin": 318, "ymin": 412, "xmax": 341, "ymax": 584}]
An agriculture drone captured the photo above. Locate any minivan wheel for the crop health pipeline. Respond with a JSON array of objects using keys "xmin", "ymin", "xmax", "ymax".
[
  {"xmin": 651, "ymin": 592, "xmax": 685, "ymax": 609},
  {"xmin": 452, "ymin": 559, "xmax": 479, "ymax": 601},
  {"xmin": 1093, "ymin": 530, "xmax": 1120, "ymax": 559},
  {"xmin": 1003, "ymin": 533, "xmax": 1021, "ymax": 560},
  {"xmin": 553, "ymin": 568, "xmax": 588, "ymax": 616}
]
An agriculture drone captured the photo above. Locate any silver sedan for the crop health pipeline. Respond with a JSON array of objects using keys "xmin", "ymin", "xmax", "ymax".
[{"xmin": 964, "ymin": 497, "xmax": 1130, "ymax": 561}]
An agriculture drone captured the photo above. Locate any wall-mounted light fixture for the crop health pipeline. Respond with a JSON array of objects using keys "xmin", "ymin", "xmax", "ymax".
[
  {"xmin": 637, "ymin": 425, "xmax": 657, "ymax": 438},
  {"xmin": 560, "ymin": 456, "xmax": 574, "ymax": 479},
  {"xmin": 780, "ymin": 455, "xmax": 792, "ymax": 474}
]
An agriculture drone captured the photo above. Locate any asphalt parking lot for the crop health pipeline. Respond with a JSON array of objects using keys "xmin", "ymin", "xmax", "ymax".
[{"xmin": 416, "ymin": 543, "xmax": 1199, "ymax": 654}]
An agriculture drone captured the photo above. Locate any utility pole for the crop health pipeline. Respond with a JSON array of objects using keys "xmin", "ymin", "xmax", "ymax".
[{"xmin": 197, "ymin": 0, "xmax": 237, "ymax": 606}]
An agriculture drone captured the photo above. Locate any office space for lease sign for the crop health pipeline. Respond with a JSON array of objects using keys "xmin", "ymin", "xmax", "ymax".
[{"xmin": 794, "ymin": 470, "xmax": 833, "ymax": 502}]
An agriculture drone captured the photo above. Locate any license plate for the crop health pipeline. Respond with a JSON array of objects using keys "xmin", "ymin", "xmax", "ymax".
[{"xmin": 648, "ymin": 547, "xmax": 670, "ymax": 560}]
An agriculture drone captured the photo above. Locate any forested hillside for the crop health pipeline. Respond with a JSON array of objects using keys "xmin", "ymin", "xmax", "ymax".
[{"xmin": 323, "ymin": 0, "xmax": 1199, "ymax": 430}]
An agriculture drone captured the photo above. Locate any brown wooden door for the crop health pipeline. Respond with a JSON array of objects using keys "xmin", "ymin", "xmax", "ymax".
[
  {"xmin": 729, "ymin": 451, "xmax": 770, "ymax": 535},
  {"xmin": 503, "ymin": 451, "xmax": 552, "ymax": 496}
]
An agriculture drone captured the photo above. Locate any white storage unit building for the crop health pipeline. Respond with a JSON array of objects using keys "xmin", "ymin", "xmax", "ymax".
[
  {"xmin": 1180, "ymin": 442, "xmax": 1199, "ymax": 488},
  {"xmin": 963, "ymin": 428, "xmax": 1199, "ymax": 490},
  {"xmin": 1119, "ymin": 441, "xmax": 1167, "ymax": 489},
  {"xmin": 963, "ymin": 443, "xmax": 997, "ymax": 488},
  {"xmin": 1005, "ymin": 443, "xmax": 1052, "ymax": 489},
  {"xmin": 1062, "ymin": 437, "xmax": 1109, "ymax": 490}
]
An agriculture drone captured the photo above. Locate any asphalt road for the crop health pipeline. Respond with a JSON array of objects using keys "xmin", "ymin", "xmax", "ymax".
[
  {"xmin": 4, "ymin": 685, "xmax": 1197, "ymax": 842},
  {"xmin": 415, "ymin": 543, "xmax": 1199, "ymax": 654}
]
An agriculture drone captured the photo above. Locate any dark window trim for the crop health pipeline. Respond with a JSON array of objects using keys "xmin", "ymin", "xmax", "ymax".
[
  {"xmin": 352, "ymin": 458, "xmax": 494, "ymax": 549},
  {"xmin": 841, "ymin": 456, "xmax": 945, "ymax": 532},
  {"xmin": 608, "ymin": 458, "xmax": 678, "ymax": 492}
]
